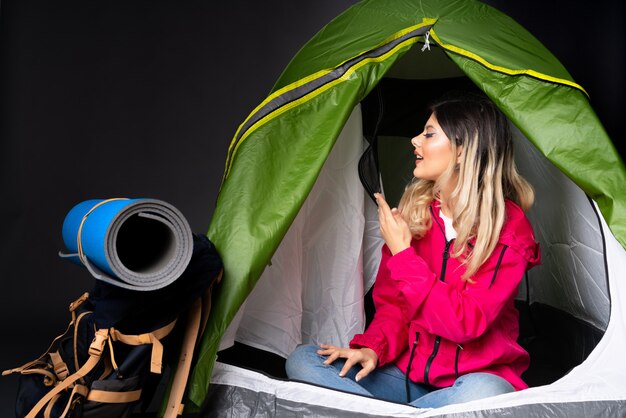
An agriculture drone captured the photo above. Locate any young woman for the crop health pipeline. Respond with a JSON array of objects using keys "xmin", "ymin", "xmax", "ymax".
[{"xmin": 285, "ymin": 93, "xmax": 541, "ymax": 408}]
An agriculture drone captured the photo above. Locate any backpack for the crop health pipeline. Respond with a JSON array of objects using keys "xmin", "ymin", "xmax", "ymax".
[{"xmin": 2, "ymin": 233, "xmax": 223, "ymax": 418}]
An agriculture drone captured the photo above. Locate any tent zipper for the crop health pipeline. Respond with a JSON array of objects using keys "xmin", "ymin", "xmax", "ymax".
[{"xmin": 405, "ymin": 331, "xmax": 420, "ymax": 403}]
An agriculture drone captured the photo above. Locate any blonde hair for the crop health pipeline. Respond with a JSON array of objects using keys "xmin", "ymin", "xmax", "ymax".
[{"xmin": 398, "ymin": 93, "xmax": 534, "ymax": 281}]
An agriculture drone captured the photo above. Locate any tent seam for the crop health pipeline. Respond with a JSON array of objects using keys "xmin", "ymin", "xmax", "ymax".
[
  {"xmin": 221, "ymin": 19, "xmax": 437, "ymax": 182},
  {"xmin": 428, "ymin": 29, "xmax": 588, "ymax": 96},
  {"xmin": 226, "ymin": 37, "xmax": 420, "ymax": 175}
]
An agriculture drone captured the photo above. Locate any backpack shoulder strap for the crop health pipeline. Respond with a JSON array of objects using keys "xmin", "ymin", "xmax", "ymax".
[
  {"xmin": 163, "ymin": 297, "xmax": 202, "ymax": 417},
  {"xmin": 164, "ymin": 268, "xmax": 223, "ymax": 418}
]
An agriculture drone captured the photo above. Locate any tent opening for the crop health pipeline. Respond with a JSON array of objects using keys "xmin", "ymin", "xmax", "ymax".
[{"xmin": 216, "ymin": 43, "xmax": 610, "ymax": 391}]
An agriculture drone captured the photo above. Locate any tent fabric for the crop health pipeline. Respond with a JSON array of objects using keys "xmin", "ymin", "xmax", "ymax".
[
  {"xmin": 59, "ymin": 198, "xmax": 194, "ymax": 291},
  {"xmin": 271, "ymin": 1, "xmax": 583, "ymax": 92},
  {"xmin": 446, "ymin": 55, "xmax": 626, "ymax": 250},
  {"xmin": 219, "ymin": 106, "xmax": 383, "ymax": 357},
  {"xmin": 205, "ymin": 362, "xmax": 626, "ymax": 418},
  {"xmin": 223, "ymin": 23, "xmax": 432, "ymax": 179},
  {"xmin": 512, "ymin": 127, "xmax": 609, "ymax": 331},
  {"xmin": 188, "ymin": 0, "xmax": 626, "ymax": 414}
]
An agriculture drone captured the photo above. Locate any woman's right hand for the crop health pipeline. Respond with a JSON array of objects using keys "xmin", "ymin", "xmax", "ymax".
[
  {"xmin": 375, "ymin": 193, "xmax": 412, "ymax": 255},
  {"xmin": 317, "ymin": 343, "xmax": 378, "ymax": 382}
]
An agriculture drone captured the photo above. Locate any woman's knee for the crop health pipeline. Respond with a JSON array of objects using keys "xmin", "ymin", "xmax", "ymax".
[
  {"xmin": 454, "ymin": 372, "xmax": 515, "ymax": 397},
  {"xmin": 285, "ymin": 344, "xmax": 322, "ymax": 379}
]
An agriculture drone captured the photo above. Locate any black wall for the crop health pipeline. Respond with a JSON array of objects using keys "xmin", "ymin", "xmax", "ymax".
[{"xmin": 0, "ymin": 0, "xmax": 623, "ymax": 414}]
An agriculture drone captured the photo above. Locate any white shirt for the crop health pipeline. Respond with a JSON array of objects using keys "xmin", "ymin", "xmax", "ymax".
[{"xmin": 439, "ymin": 211, "xmax": 457, "ymax": 242}]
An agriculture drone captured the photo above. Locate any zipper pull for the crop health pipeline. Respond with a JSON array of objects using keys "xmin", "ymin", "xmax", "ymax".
[
  {"xmin": 421, "ymin": 31, "xmax": 431, "ymax": 52},
  {"xmin": 455, "ymin": 344, "xmax": 464, "ymax": 379},
  {"xmin": 443, "ymin": 240, "xmax": 452, "ymax": 261},
  {"xmin": 439, "ymin": 240, "xmax": 453, "ymax": 282},
  {"xmin": 405, "ymin": 332, "xmax": 420, "ymax": 403}
]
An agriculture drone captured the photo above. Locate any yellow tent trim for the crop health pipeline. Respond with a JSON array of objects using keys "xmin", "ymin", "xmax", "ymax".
[
  {"xmin": 428, "ymin": 29, "xmax": 588, "ymax": 95},
  {"xmin": 223, "ymin": 18, "xmax": 437, "ymax": 178},
  {"xmin": 224, "ymin": 36, "xmax": 422, "ymax": 177}
]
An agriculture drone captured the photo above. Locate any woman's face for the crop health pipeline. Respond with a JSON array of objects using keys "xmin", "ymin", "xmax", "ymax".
[{"xmin": 411, "ymin": 113, "xmax": 458, "ymax": 182}]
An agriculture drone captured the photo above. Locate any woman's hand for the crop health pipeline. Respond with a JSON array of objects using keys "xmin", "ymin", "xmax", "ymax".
[
  {"xmin": 318, "ymin": 344, "xmax": 378, "ymax": 382},
  {"xmin": 375, "ymin": 193, "xmax": 412, "ymax": 255}
]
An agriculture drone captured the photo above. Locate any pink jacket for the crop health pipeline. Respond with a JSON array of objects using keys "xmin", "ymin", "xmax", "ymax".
[{"xmin": 350, "ymin": 200, "xmax": 540, "ymax": 390}]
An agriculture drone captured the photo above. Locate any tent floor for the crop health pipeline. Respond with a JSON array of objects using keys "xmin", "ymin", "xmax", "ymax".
[
  {"xmin": 516, "ymin": 301, "xmax": 604, "ymax": 387},
  {"xmin": 217, "ymin": 301, "xmax": 604, "ymax": 389},
  {"xmin": 217, "ymin": 342, "xmax": 289, "ymax": 379}
]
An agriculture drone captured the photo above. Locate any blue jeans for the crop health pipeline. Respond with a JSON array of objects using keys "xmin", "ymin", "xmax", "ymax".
[{"xmin": 285, "ymin": 344, "xmax": 515, "ymax": 409}]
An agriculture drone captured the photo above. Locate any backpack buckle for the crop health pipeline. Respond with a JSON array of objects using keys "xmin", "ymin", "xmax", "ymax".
[
  {"xmin": 88, "ymin": 330, "xmax": 109, "ymax": 357},
  {"xmin": 69, "ymin": 292, "xmax": 90, "ymax": 312}
]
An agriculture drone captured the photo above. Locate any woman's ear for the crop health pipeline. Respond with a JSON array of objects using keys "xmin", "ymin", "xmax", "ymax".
[{"xmin": 456, "ymin": 145, "xmax": 464, "ymax": 164}]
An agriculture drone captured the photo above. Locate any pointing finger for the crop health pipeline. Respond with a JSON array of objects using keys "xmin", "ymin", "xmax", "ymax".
[
  {"xmin": 339, "ymin": 356, "xmax": 356, "ymax": 377},
  {"xmin": 374, "ymin": 193, "xmax": 391, "ymax": 211},
  {"xmin": 355, "ymin": 362, "xmax": 375, "ymax": 382}
]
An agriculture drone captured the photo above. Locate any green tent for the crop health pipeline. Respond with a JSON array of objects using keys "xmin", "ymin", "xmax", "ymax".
[{"xmin": 186, "ymin": 0, "xmax": 626, "ymax": 416}]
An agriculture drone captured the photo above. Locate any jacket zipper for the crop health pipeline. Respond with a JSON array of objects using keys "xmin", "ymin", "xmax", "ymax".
[
  {"xmin": 405, "ymin": 332, "xmax": 419, "ymax": 403},
  {"xmin": 424, "ymin": 205, "xmax": 452, "ymax": 386},
  {"xmin": 454, "ymin": 344, "xmax": 463, "ymax": 379},
  {"xmin": 424, "ymin": 336, "xmax": 440, "ymax": 385},
  {"xmin": 440, "ymin": 240, "xmax": 452, "ymax": 282},
  {"xmin": 429, "ymin": 205, "xmax": 453, "ymax": 283}
]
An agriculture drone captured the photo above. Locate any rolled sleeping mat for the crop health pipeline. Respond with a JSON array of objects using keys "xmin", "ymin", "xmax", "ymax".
[{"xmin": 59, "ymin": 198, "xmax": 194, "ymax": 291}]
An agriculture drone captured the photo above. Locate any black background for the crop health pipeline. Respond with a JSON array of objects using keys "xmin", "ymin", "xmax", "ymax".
[{"xmin": 1, "ymin": 0, "xmax": 623, "ymax": 414}]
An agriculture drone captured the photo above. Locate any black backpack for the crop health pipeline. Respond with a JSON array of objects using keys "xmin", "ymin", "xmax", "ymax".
[{"xmin": 3, "ymin": 233, "xmax": 222, "ymax": 418}]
